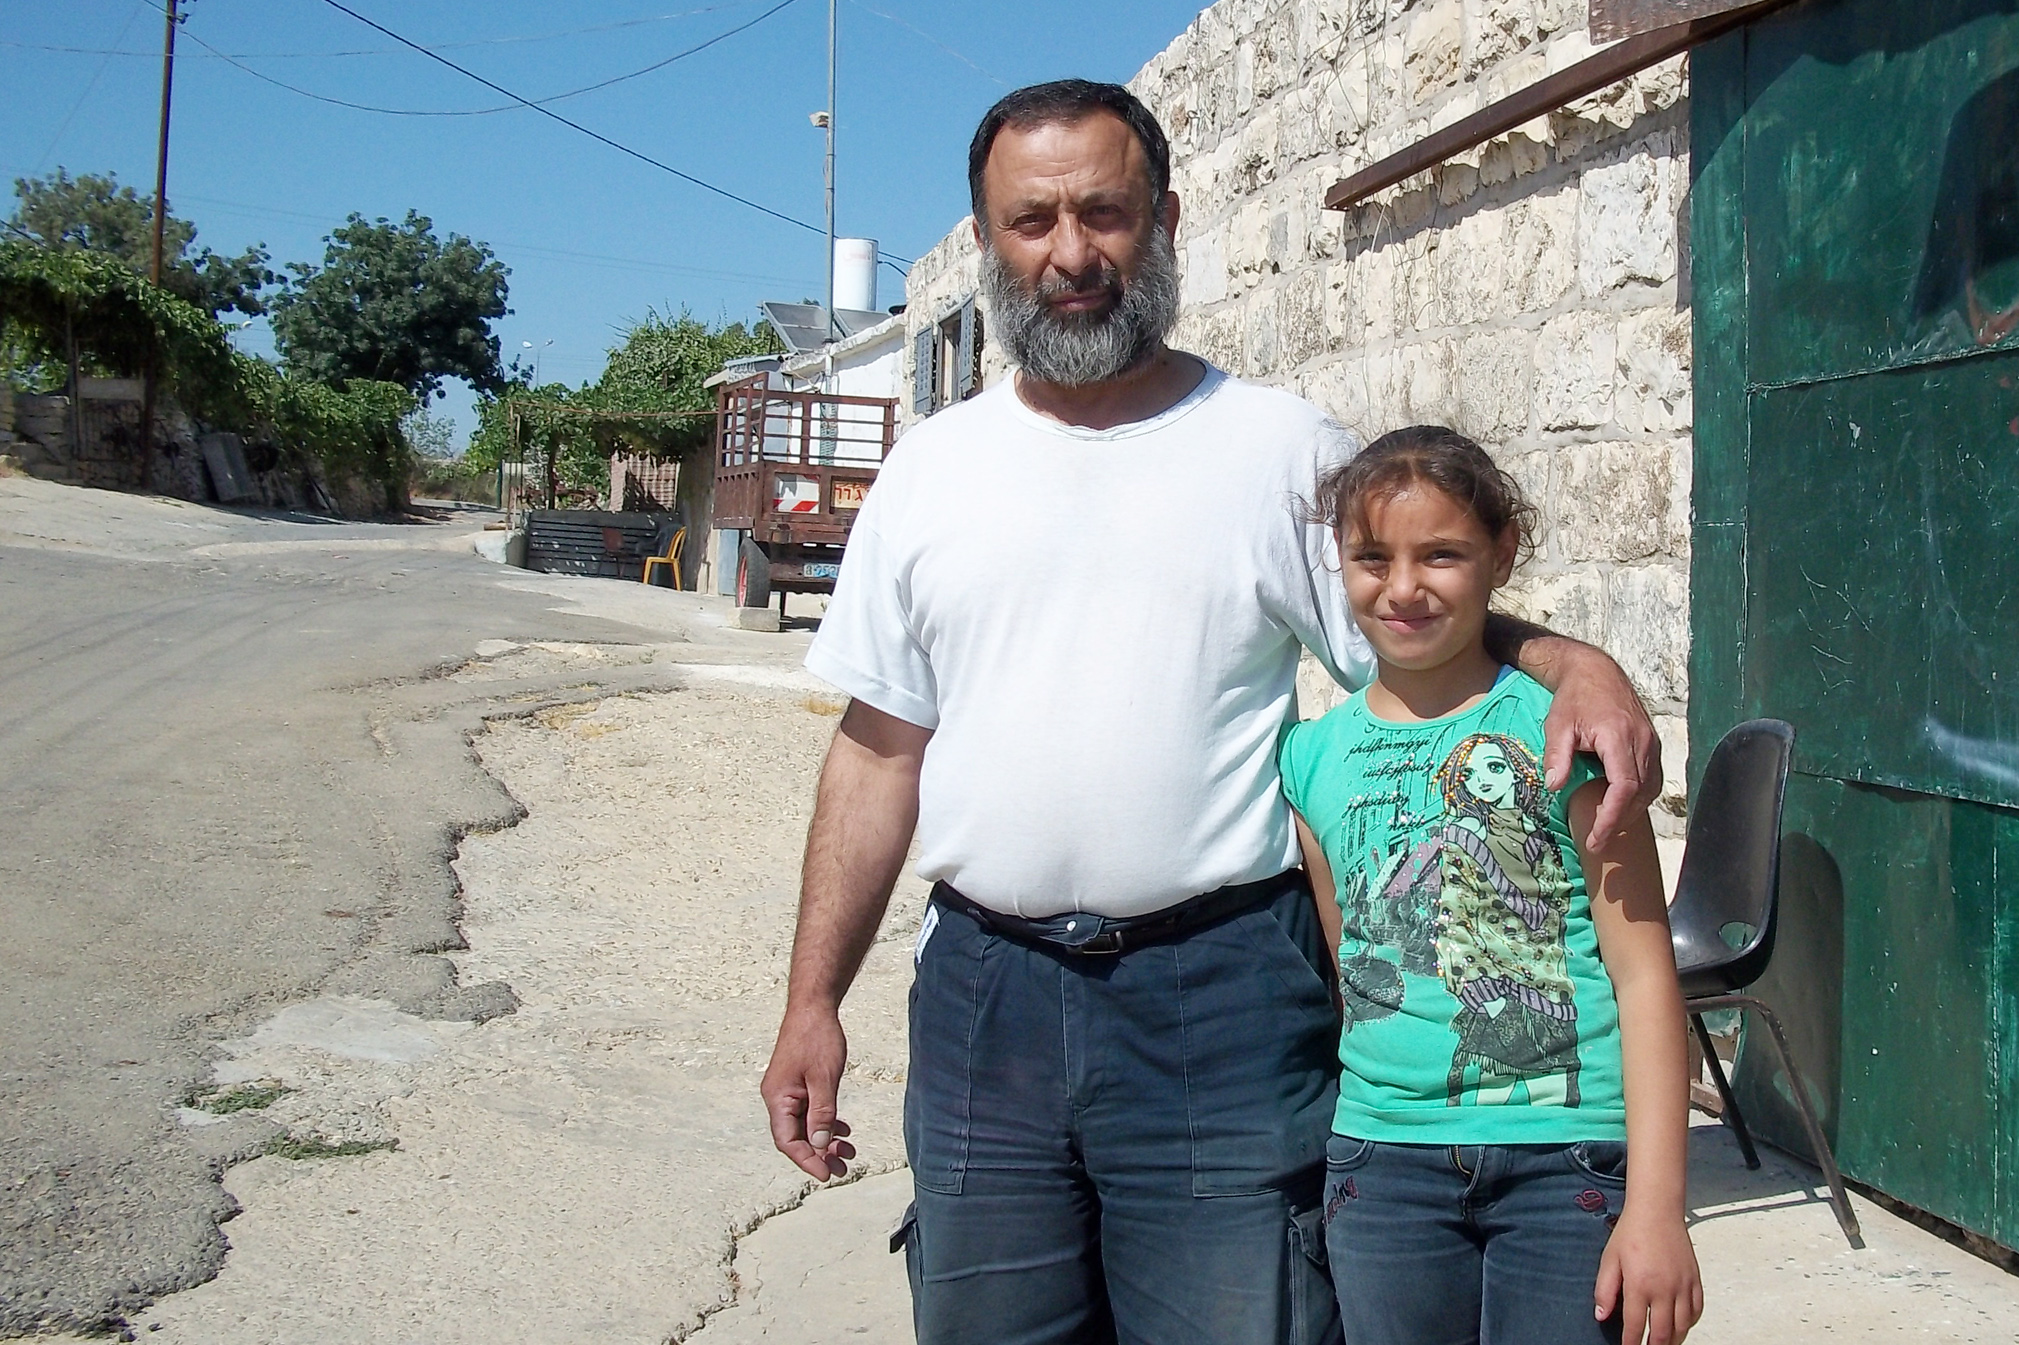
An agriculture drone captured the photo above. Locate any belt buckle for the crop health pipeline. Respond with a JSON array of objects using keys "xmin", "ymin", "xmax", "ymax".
[{"xmin": 1076, "ymin": 929, "xmax": 1126, "ymax": 955}]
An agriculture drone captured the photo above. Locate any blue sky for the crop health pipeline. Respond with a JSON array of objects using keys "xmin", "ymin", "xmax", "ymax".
[{"xmin": 5, "ymin": 0, "xmax": 1212, "ymax": 441}]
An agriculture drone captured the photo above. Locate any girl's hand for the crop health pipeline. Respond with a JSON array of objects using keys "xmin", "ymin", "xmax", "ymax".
[{"xmin": 1595, "ymin": 1205, "xmax": 1704, "ymax": 1345}]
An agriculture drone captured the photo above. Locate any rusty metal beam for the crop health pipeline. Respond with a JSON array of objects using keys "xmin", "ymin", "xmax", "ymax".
[
  {"xmin": 1322, "ymin": 0, "xmax": 1801, "ymax": 212},
  {"xmin": 1591, "ymin": 0, "xmax": 1766, "ymax": 42}
]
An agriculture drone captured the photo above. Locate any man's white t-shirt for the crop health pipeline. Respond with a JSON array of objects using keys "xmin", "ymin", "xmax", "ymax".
[{"xmin": 804, "ymin": 364, "xmax": 1374, "ymax": 919}]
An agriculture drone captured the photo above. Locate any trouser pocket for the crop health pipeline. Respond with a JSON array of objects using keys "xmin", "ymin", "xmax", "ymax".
[
  {"xmin": 889, "ymin": 1199, "xmax": 922, "ymax": 1327},
  {"xmin": 906, "ymin": 905, "xmax": 985, "ymax": 1194},
  {"xmin": 1286, "ymin": 1199, "xmax": 1343, "ymax": 1345}
]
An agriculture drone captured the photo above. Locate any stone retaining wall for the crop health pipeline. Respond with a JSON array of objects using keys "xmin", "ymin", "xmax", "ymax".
[{"xmin": 904, "ymin": 0, "xmax": 1695, "ymax": 831}]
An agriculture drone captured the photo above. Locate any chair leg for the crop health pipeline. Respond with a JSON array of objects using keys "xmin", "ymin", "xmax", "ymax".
[
  {"xmin": 1735, "ymin": 995, "xmax": 1864, "ymax": 1248},
  {"xmin": 1691, "ymin": 1013, "xmax": 1760, "ymax": 1170}
]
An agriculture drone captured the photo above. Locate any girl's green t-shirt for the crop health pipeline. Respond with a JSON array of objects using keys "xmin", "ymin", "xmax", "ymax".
[{"xmin": 1278, "ymin": 669, "xmax": 1626, "ymax": 1143}]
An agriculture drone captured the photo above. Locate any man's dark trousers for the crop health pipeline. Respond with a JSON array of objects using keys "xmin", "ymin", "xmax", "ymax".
[{"xmin": 897, "ymin": 873, "xmax": 1344, "ymax": 1345}]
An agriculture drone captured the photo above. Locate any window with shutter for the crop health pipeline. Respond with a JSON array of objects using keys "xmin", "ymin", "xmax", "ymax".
[
  {"xmin": 953, "ymin": 297, "xmax": 978, "ymax": 400},
  {"xmin": 912, "ymin": 325, "xmax": 937, "ymax": 415}
]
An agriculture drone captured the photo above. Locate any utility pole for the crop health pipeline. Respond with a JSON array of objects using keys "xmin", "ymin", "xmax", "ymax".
[
  {"xmin": 140, "ymin": 0, "xmax": 180, "ymax": 485},
  {"xmin": 150, "ymin": 0, "xmax": 179, "ymax": 285},
  {"xmin": 824, "ymin": 0, "xmax": 837, "ymax": 342}
]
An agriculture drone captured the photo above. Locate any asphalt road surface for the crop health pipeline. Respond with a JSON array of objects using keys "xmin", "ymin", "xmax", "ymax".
[{"xmin": 0, "ymin": 479, "xmax": 726, "ymax": 1335}]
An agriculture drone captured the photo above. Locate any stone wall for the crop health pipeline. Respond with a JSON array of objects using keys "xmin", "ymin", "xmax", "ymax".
[{"xmin": 901, "ymin": 0, "xmax": 1695, "ymax": 833}]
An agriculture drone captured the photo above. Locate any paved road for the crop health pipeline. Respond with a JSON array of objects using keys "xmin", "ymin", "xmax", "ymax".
[{"xmin": 0, "ymin": 479, "xmax": 724, "ymax": 1335}]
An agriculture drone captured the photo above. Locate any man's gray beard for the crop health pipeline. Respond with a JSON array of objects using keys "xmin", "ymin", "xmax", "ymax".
[{"xmin": 981, "ymin": 227, "xmax": 1181, "ymax": 387}]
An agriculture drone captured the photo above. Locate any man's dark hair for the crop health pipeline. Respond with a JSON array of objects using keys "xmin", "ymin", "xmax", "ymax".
[{"xmin": 967, "ymin": 80, "xmax": 1172, "ymax": 226}]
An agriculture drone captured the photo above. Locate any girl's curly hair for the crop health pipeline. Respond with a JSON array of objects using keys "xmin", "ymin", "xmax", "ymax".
[{"xmin": 1315, "ymin": 425, "xmax": 1538, "ymax": 564}]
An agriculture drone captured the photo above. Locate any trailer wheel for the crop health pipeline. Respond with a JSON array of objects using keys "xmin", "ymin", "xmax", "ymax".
[{"xmin": 736, "ymin": 537, "xmax": 772, "ymax": 609}]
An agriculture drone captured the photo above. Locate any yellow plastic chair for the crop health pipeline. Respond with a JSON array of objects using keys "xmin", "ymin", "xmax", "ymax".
[{"xmin": 640, "ymin": 526, "xmax": 685, "ymax": 588}]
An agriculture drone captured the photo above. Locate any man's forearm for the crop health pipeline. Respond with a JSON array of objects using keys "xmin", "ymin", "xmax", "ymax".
[
  {"xmin": 786, "ymin": 702, "xmax": 928, "ymax": 1012},
  {"xmin": 1483, "ymin": 612, "xmax": 1566, "ymax": 687}
]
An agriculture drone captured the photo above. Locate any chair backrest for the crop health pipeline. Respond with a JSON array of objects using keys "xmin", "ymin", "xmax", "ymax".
[{"xmin": 1670, "ymin": 719, "xmax": 1796, "ymax": 988}]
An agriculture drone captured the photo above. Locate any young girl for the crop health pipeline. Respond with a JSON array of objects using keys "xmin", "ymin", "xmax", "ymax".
[{"xmin": 1279, "ymin": 426, "xmax": 1703, "ymax": 1345}]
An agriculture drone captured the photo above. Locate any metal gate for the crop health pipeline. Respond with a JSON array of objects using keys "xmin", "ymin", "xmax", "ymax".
[{"xmin": 1691, "ymin": 0, "xmax": 2019, "ymax": 1248}]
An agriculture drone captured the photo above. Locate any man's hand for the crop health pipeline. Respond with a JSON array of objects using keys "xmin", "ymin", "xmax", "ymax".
[
  {"xmin": 762, "ymin": 1003, "xmax": 856, "ymax": 1181},
  {"xmin": 1539, "ymin": 640, "xmax": 1661, "ymax": 848},
  {"xmin": 1485, "ymin": 609, "xmax": 1662, "ymax": 850},
  {"xmin": 759, "ymin": 700, "xmax": 929, "ymax": 1180}
]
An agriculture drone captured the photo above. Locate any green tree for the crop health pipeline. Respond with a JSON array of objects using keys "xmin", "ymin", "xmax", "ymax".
[
  {"xmin": 578, "ymin": 309, "xmax": 780, "ymax": 456},
  {"xmin": 0, "ymin": 239, "xmax": 237, "ymax": 403},
  {"xmin": 270, "ymin": 211, "xmax": 509, "ymax": 401},
  {"xmin": 0, "ymin": 240, "xmax": 413, "ymax": 507},
  {"xmin": 8, "ymin": 169, "xmax": 273, "ymax": 317},
  {"xmin": 401, "ymin": 402, "xmax": 461, "ymax": 460}
]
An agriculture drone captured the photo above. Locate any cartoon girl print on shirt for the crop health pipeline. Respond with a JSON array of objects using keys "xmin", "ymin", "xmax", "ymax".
[{"xmin": 1430, "ymin": 732, "xmax": 1582, "ymax": 1108}]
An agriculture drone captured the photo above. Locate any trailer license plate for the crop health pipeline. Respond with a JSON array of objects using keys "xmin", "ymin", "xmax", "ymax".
[
  {"xmin": 831, "ymin": 480, "xmax": 868, "ymax": 510},
  {"xmin": 800, "ymin": 562, "xmax": 841, "ymax": 579}
]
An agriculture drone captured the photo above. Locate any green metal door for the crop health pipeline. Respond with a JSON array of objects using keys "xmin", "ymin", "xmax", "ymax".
[{"xmin": 1691, "ymin": 0, "xmax": 2019, "ymax": 1248}]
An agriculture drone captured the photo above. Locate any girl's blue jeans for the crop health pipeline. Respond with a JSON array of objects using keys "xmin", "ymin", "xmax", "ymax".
[{"xmin": 1322, "ymin": 1134, "xmax": 1629, "ymax": 1345}]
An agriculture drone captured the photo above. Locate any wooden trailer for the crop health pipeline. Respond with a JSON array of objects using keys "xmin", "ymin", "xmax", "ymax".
[{"xmin": 710, "ymin": 374, "xmax": 897, "ymax": 611}]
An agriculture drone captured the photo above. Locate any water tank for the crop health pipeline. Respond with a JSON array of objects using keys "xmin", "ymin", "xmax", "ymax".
[{"xmin": 834, "ymin": 238, "xmax": 877, "ymax": 313}]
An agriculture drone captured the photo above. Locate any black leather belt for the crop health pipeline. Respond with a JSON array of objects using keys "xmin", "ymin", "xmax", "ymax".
[{"xmin": 930, "ymin": 869, "xmax": 1305, "ymax": 956}]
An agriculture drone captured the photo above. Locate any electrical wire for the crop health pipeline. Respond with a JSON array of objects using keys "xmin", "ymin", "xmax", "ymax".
[
  {"xmin": 172, "ymin": 188, "xmax": 817, "ymax": 286},
  {"xmin": 843, "ymin": 0, "xmax": 1007, "ymax": 87},
  {"xmin": 28, "ymin": 0, "xmax": 150, "ymax": 173},
  {"xmin": 312, "ymin": 0, "xmax": 912, "ymax": 268},
  {"xmin": 168, "ymin": 0, "xmax": 803, "ymax": 118},
  {"xmin": 0, "ymin": 4, "xmax": 766, "ymax": 60}
]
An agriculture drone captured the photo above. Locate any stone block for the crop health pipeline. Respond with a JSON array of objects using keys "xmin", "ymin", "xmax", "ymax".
[
  {"xmin": 1184, "ymin": 230, "xmax": 1230, "ymax": 306},
  {"xmin": 1504, "ymin": 189, "xmax": 1578, "ymax": 314},
  {"xmin": 1234, "ymin": 105, "xmax": 1284, "ymax": 195},
  {"xmin": 1354, "ymin": 346, "xmax": 1410, "ymax": 434},
  {"xmin": 1434, "ymin": 208, "xmax": 1508, "ymax": 328},
  {"xmin": 1504, "ymin": 569, "xmax": 1607, "ymax": 648},
  {"xmin": 1534, "ymin": 312, "xmax": 1617, "ymax": 431},
  {"xmin": 1300, "ymin": 358, "xmax": 1374, "ymax": 438},
  {"xmin": 1605, "ymin": 564, "xmax": 1689, "ymax": 705},
  {"xmin": 1176, "ymin": 306, "xmax": 1245, "ymax": 374},
  {"xmin": 1661, "ymin": 437, "xmax": 1692, "ymax": 558},
  {"xmin": 1399, "ymin": 234, "xmax": 1439, "ymax": 334},
  {"xmin": 1275, "ymin": 268, "xmax": 1329, "ymax": 371},
  {"xmin": 732, "ymin": 606, "xmax": 781, "ymax": 632},
  {"xmin": 1233, "ymin": 35, "xmax": 1256, "ymax": 115},
  {"xmin": 1614, "ymin": 306, "xmax": 1693, "ymax": 434},
  {"xmin": 1654, "ymin": 710, "xmax": 1690, "ymax": 831},
  {"xmin": 1577, "ymin": 133, "xmax": 1680, "ymax": 298},
  {"xmin": 1333, "ymin": 241, "xmax": 1407, "ymax": 341},
  {"xmin": 1229, "ymin": 200, "xmax": 1279, "ymax": 286},
  {"xmin": 1454, "ymin": 329, "xmax": 1536, "ymax": 440},
  {"xmin": 1245, "ymin": 292, "xmax": 1281, "ymax": 377},
  {"xmin": 1554, "ymin": 439, "xmax": 1676, "ymax": 563},
  {"xmin": 1397, "ymin": 339, "xmax": 1458, "ymax": 424},
  {"xmin": 1466, "ymin": 0, "xmax": 1540, "ymax": 74},
  {"xmin": 1405, "ymin": 2, "xmax": 1464, "ymax": 102}
]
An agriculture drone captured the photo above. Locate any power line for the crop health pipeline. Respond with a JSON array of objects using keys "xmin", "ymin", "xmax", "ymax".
[
  {"xmin": 29, "ymin": 0, "xmax": 150, "ymax": 173},
  {"xmin": 169, "ymin": 0, "xmax": 804, "ymax": 118},
  {"xmin": 177, "ymin": 190, "xmax": 817, "ymax": 285},
  {"xmin": 0, "ymin": 4, "xmax": 768, "ymax": 60},
  {"xmin": 844, "ymin": 0, "xmax": 1008, "ymax": 87},
  {"xmin": 313, "ymin": 0, "xmax": 912, "ymax": 268}
]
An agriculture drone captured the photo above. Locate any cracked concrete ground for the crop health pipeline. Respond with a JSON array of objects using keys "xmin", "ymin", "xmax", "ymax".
[
  {"xmin": 117, "ymin": 679, "xmax": 924, "ymax": 1343},
  {"xmin": 0, "ymin": 476, "xmax": 909, "ymax": 1338}
]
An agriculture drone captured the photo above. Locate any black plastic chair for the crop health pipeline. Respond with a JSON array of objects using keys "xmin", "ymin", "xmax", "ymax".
[{"xmin": 1671, "ymin": 718, "xmax": 1862, "ymax": 1247}]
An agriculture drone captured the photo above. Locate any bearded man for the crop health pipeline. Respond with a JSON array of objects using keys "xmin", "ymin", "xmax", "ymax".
[{"xmin": 760, "ymin": 80, "xmax": 1660, "ymax": 1344}]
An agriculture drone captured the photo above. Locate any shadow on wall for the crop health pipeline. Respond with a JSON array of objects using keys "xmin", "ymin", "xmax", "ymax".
[
  {"xmin": 1915, "ymin": 64, "xmax": 2019, "ymax": 347},
  {"xmin": 1730, "ymin": 833, "xmax": 1845, "ymax": 1157}
]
